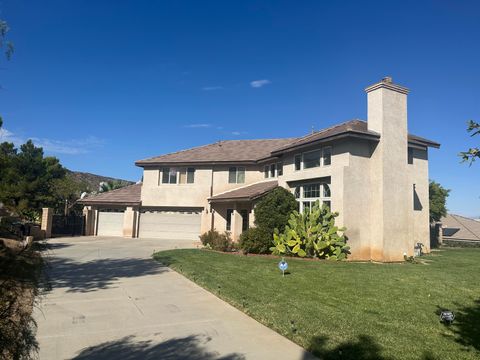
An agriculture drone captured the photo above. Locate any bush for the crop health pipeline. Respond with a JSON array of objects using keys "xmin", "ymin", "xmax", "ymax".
[
  {"xmin": 199, "ymin": 230, "xmax": 234, "ymax": 252},
  {"xmin": 254, "ymin": 187, "xmax": 298, "ymax": 234},
  {"xmin": 239, "ymin": 227, "xmax": 272, "ymax": 254},
  {"xmin": 271, "ymin": 201, "xmax": 350, "ymax": 260}
]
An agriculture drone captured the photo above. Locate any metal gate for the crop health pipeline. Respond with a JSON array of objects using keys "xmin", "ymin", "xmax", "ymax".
[{"xmin": 52, "ymin": 214, "xmax": 85, "ymax": 237}]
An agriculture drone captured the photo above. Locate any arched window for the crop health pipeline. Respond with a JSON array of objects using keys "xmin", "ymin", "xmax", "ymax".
[{"xmin": 294, "ymin": 182, "xmax": 331, "ymax": 212}]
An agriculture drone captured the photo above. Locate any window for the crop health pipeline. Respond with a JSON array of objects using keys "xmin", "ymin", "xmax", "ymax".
[
  {"xmin": 187, "ymin": 167, "xmax": 195, "ymax": 183},
  {"xmin": 323, "ymin": 183, "xmax": 331, "ymax": 197},
  {"xmin": 161, "ymin": 167, "xmax": 195, "ymax": 184},
  {"xmin": 270, "ymin": 163, "xmax": 276, "ymax": 178},
  {"xmin": 323, "ymin": 147, "xmax": 332, "ymax": 166},
  {"xmin": 228, "ymin": 167, "xmax": 245, "ymax": 184},
  {"xmin": 294, "ymin": 154, "xmax": 302, "ymax": 171},
  {"xmin": 303, "ymin": 183, "xmax": 320, "ymax": 198},
  {"xmin": 228, "ymin": 167, "xmax": 237, "ymax": 183},
  {"xmin": 277, "ymin": 162, "xmax": 283, "ymax": 176},
  {"xmin": 161, "ymin": 167, "xmax": 178, "ymax": 184},
  {"xmin": 264, "ymin": 165, "xmax": 269, "ymax": 178},
  {"xmin": 303, "ymin": 150, "xmax": 321, "ymax": 169},
  {"xmin": 295, "ymin": 182, "xmax": 332, "ymax": 213},
  {"xmin": 408, "ymin": 148, "xmax": 414, "ymax": 165},
  {"xmin": 240, "ymin": 209, "xmax": 249, "ymax": 231},
  {"xmin": 226, "ymin": 209, "xmax": 233, "ymax": 231}
]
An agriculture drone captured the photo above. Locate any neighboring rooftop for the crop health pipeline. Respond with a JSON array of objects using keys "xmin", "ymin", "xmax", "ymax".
[
  {"xmin": 209, "ymin": 180, "xmax": 278, "ymax": 202},
  {"xmin": 78, "ymin": 183, "xmax": 142, "ymax": 206},
  {"xmin": 441, "ymin": 214, "xmax": 480, "ymax": 242},
  {"xmin": 136, "ymin": 119, "xmax": 439, "ymax": 166}
]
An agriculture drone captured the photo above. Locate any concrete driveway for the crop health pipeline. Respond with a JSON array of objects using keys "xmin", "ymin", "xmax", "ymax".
[{"xmin": 35, "ymin": 236, "xmax": 315, "ymax": 359}]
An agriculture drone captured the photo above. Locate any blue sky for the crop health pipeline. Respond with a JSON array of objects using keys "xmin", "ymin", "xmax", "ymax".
[{"xmin": 0, "ymin": 0, "xmax": 479, "ymax": 217}]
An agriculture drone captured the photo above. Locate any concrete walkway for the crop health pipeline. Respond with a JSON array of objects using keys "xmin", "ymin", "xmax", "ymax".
[{"xmin": 35, "ymin": 236, "xmax": 315, "ymax": 359}]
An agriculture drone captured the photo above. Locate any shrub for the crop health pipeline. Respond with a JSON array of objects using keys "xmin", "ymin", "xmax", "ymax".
[
  {"xmin": 254, "ymin": 187, "xmax": 298, "ymax": 234},
  {"xmin": 271, "ymin": 201, "xmax": 350, "ymax": 260},
  {"xmin": 239, "ymin": 227, "xmax": 272, "ymax": 254},
  {"xmin": 199, "ymin": 230, "xmax": 234, "ymax": 252}
]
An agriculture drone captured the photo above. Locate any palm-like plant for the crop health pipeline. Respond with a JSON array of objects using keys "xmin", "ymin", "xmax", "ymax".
[{"xmin": 99, "ymin": 180, "xmax": 125, "ymax": 193}]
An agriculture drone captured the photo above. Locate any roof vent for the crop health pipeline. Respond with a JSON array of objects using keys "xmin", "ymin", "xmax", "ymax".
[{"xmin": 382, "ymin": 76, "xmax": 393, "ymax": 84}]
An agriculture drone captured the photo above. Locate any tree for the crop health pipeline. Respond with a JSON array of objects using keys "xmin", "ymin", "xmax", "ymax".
[
  {"xmin": 99, "ymin": 180, "xmax": 127, "ymax": 193},
  {"xmin": 254, "ymin": 187, "xmax": 299, "ymax": 233},
  {"xmin": 0, "ymin": 139, "xmax": 67, "ymax": 221},
  {"xmin": 429, "ymin": 180, "xmax": 450, "ymax": 223},
  {"xmin": 459, "ymin": 120, "xmax": 480, "ymax": 164}
]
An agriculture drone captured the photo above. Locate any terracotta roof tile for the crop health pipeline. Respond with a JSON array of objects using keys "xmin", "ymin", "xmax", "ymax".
[
  {"xmin": 209, "ymin": 180, "xmax": 278, "ymax": 202},
  {"xmin": 77, "ymin": 183, "xmax": 142, "ymax": 205}
]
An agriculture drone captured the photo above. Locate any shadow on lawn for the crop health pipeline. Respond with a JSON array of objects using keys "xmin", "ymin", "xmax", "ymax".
[
  {"xmin": 438, "ymin": 299, "xmax": 480, "ymax": 353},
  {"xmin": 73, "ymin": 334, "xmax": 245, "ymax": 360},
  {"xmin": 46, "ymin": 256, "xmax": 168, "ymax": 293},
  {"xmin": 304, "ymin": 335, "xmax": 437, "ymax": 360}
]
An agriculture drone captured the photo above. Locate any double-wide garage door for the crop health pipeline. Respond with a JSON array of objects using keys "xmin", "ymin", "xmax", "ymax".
[
  {"xmin": 139, "ymin": 210, "xmax": 201, "ymax": 240},
  {"xmin": 97, "ymin": 211, "xmax": 124, "ymax": 236}
]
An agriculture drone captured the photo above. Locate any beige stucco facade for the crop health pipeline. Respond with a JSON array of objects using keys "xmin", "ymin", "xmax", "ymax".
[{"xmin": 81, "ymin": 78, "xmax": 436, "ymax": 262}]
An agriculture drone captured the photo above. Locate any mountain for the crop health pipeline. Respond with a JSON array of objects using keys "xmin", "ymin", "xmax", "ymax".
[{"xmin": 67, "ymin": 171, "xmax": 134, "ymax": 192}]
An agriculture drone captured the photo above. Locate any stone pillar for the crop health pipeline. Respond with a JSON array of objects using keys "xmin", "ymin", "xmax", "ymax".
[
  {"xmin": 123, "ymin": 206, "xmax": 138, "ymax": 238},
  {"xmin": 41, "ymin": 208, "xmax": 53, "ymax": 239},
  {"xmin": 83, "ymin": 206, "xmax": 94, "ymax": 236}
]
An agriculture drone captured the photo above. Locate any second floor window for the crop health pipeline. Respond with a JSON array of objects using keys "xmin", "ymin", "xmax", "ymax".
[
  {"xmin": 161, "ymin": 167, "xmax": 195, "ymax": 184},
  {"xmin": 264, "ymin": 162, "xmax": 283, "ymax": 178},
  {"xmin": 303, "ymin": 149, "xmax": 322, "ymax": 169},
  {"xmin": 162, "ymin": 167, "xmax": 177, "ymax": 184},
  {"xmin": 228, "ymin": 167, "xmax": 245, "ymax": 184},
  {"xmin": 294, "ymin": 146, "xmax": 332, "ymax": 171}
]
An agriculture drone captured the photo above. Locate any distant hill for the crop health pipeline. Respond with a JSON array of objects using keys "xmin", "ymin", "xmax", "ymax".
[{"xmin": 67, "ymin": 171, "xmax": 134, "ymax": 192}]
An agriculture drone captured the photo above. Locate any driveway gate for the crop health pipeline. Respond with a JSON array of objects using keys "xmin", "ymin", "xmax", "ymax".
[{"xmin": 51, "ymin": 214, "xmax": 85, "ymax": 237}]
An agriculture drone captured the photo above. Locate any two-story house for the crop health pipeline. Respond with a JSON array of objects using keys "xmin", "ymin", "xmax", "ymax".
[{"xmin": 79, "ymin": 77, "xmax": 439, "ymax": 262}]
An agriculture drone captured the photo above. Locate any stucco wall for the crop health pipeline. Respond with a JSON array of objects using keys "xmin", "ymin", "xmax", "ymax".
[
  {"xmin": 409, "ymin": 148, "xmax": 430, "ymax": 253},
  {"xmin": 367, "ymin": 86, "xmax": 411, "ymax": 262}
]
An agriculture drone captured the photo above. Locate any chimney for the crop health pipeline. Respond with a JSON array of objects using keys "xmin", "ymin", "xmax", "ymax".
[{"xmin": 365, "ymin": 77, "xmax": 411, "ymax": 262}]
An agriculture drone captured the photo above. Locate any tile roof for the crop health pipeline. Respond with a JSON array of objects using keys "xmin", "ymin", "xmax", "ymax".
[
  {"xmin": 136, "ymin": 119, "xmax": 439, "ymax": 166},
  {"xmin": 270, "ymin": 119, "xmax": 380, "ymax": 154},
  {"xmin": 441, "ymin": 214, "xmax": 480, "ymax": 241},
  {"xmin": 135, "ymin": 139, "xmax": 296, "ymax": 166},
  {"xmin": 77, "ymin": 183, "xmax": 142, "ymax": 206},
  {"xmin": 209, "ymin": 180, "xmax": 278, "ymax": 202}
]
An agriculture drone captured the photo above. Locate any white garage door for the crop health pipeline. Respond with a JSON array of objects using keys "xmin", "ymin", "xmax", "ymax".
[
  {"xmin": 97, "ymin": 211, "xmax": 124, "ymax": 236},
  {"xmin": 139, "ymin": 210, "xmax": 201, "ymax": 240}
]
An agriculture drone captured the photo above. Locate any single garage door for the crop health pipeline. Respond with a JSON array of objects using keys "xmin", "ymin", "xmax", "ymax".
[
  {"xmin": 138, "ymin": 210, "xmax": 201, "ymax": 240},
  {"xmin": 97, "ymin": 211, "xmax": 124, "ymax": 236}
]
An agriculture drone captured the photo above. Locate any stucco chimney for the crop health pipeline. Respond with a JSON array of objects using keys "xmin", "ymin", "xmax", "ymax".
[{"xmin": 365, "ymin": 77, "xmax": 410, "ymax": 262}]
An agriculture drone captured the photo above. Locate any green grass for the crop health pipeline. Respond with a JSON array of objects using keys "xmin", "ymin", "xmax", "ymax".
[{"xmin": 153, "ymin": 249, "xmax": 480, "ymax": 360}]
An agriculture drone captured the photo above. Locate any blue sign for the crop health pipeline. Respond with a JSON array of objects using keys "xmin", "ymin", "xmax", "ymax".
[{"xmin": 278, "ymin": 258, "xmax": 288, "ymax": 276}]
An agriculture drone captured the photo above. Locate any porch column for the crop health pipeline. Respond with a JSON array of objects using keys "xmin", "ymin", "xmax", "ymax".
[
  {"xmin": 249, "ymin": 206, "xmax": 255, "ymax": 228},
  {"xmin": 231, "ymin": 204, "xmax": 243, "ymax": 242},
  {"xmin": 123, "ymin": 206, "xmax": 138, "ymax": 238}
]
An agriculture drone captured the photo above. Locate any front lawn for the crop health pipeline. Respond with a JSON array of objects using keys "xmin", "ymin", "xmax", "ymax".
[{"xmin": 153, "ymin": 248, "xmax": 480, "ymax": 360}]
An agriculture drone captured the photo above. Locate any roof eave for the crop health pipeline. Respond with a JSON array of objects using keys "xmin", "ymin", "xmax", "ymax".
[
  {"xmin": 135, "ymin": 160, "xmax": 258, "ymax": 168},
  {"xmin": 270, "ymin": 131, "xmax": 381, "ymax": 156},
  {"xmin": 209, "ymin": 197, "xmax": 252, "ymax": 203},
  {"xmin": 77, "ymin": 200, "xmax": 141, "ymax": 206},
  {"xmin": 408, "ymin": 139, "xmax": 440, "ymax": 149}
]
